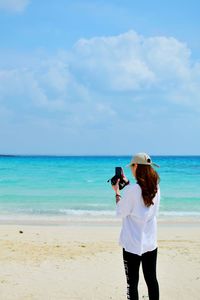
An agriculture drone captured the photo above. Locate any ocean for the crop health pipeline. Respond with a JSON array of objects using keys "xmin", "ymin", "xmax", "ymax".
[{"xmin": 0, "ymin": 155, "xmax": 200, "ymax": 222}]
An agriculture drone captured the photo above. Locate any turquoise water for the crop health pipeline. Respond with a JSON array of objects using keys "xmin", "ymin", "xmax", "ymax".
[{"xmin": 0, "ymin": 155, "xmax": 200, "ymax": 220}]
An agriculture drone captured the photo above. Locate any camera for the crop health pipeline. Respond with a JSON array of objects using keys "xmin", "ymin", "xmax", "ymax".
[{"xmin": 107, "ymin": 167, "xmax": 129, "ymax": 190}]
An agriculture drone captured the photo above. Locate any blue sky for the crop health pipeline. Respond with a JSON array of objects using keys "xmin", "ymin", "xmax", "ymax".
[{"xmin": 0, "ymin": 0, "xmax": 200, "ymax": 155}]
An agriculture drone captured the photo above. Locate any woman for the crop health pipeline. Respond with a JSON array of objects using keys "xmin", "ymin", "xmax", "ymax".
[{"xmin": 112, "ymin": 152, "xmax": 160, "ymax": 300}]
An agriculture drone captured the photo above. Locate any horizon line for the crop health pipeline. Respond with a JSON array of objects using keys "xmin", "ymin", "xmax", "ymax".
[{"xmin": 0, "ymin": 154, "xmax": 200, "ymax": 157}]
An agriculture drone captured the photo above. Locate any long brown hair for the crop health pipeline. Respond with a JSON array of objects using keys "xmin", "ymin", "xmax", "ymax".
[{"xmin": 135, "ymin": 164, "xmax": 160, "ymax": 207}]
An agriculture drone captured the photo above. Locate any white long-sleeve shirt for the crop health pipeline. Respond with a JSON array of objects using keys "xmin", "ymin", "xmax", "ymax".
[{"xmin": 116, "ymin": 183, "xmax": 160, "ymax": 255}]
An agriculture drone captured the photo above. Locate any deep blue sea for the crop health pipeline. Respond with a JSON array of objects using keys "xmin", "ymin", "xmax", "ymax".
[{"xmin": 0, "ymin": 155, "xmax": 200, "ymax": 221}]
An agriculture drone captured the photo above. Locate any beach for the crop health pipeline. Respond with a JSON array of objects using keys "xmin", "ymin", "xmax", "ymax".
[
  {"xmin": 0, "ymin": 220, "xmax": 200, "ymax": 300},
  {"xmin": 0, "ymin": 156, "xmax": 200, "ymax": 299}
]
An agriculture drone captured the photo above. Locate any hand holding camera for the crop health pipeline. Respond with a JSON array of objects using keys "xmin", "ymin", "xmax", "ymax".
[{"xmin": 107, "ymin": 167, "xmax": 129, "ymax": 190}]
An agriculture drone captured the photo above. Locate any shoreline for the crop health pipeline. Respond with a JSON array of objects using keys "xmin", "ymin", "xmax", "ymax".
[{"xmin": 0, "ymin": 214, "xmax": 200, "ymax": 226}]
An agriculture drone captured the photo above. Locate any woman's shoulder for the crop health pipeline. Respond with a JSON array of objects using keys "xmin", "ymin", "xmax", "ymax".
[{"xmin": 123, "ymin": 182, "xmax": 141, "ymax": 194}]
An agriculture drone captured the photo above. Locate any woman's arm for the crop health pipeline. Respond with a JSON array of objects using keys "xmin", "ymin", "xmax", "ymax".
[
  {"xmin": 112, "ymin": 179, "xmax": 121, "ymax": 203},
  {"xmin": 112, "ymin": 179, "xmax": 135, "ymax": 218},
  {"xmin": 112, "ymin": 170, "xmax": 129, "ymax": 203}
]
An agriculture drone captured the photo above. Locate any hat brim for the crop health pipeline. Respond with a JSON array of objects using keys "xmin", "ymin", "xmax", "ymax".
[
  {"xmin": 126, "ymin": 162, "xmax": 160, "ymax": 168},
  {"xmin": 152, "ymin": 163, "xmax": 160, "ymax": 168}
]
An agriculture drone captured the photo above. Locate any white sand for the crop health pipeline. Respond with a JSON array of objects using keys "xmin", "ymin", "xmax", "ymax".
[{"xmin": 0, "ymin": 221, "xmax": 199, "ymax": 299}]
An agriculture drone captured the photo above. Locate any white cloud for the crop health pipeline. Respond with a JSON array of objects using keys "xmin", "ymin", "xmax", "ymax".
[
  {"xmin": 72, "ymin": 31, "xmax": 156, "ymax": 91},
  {"xmin": 0, "ymin": 55, "xmax": 116, "ymax": 133},
  {"xmin": 1, "ymin": 30, "xmax": 199, "ymax": 115},
  {"xmin": 0, "ymin": 0, "xmax": 30, "ymax": 13},
  {"xmin": 71, "ymin": 31, "xmax": 200, "ymax": 109},
  {"xmin": 0, "ymin": 30, "xmax": 200, "ymax": 154},
  {"xmin": 74, "ymin": 32, "xmax": 186, "ymax": 87}
]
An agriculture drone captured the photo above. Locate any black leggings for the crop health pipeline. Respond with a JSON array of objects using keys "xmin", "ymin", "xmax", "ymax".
[{"xmin": 123, "ymin": 248, "xmax": 159, "ymax": 300}]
